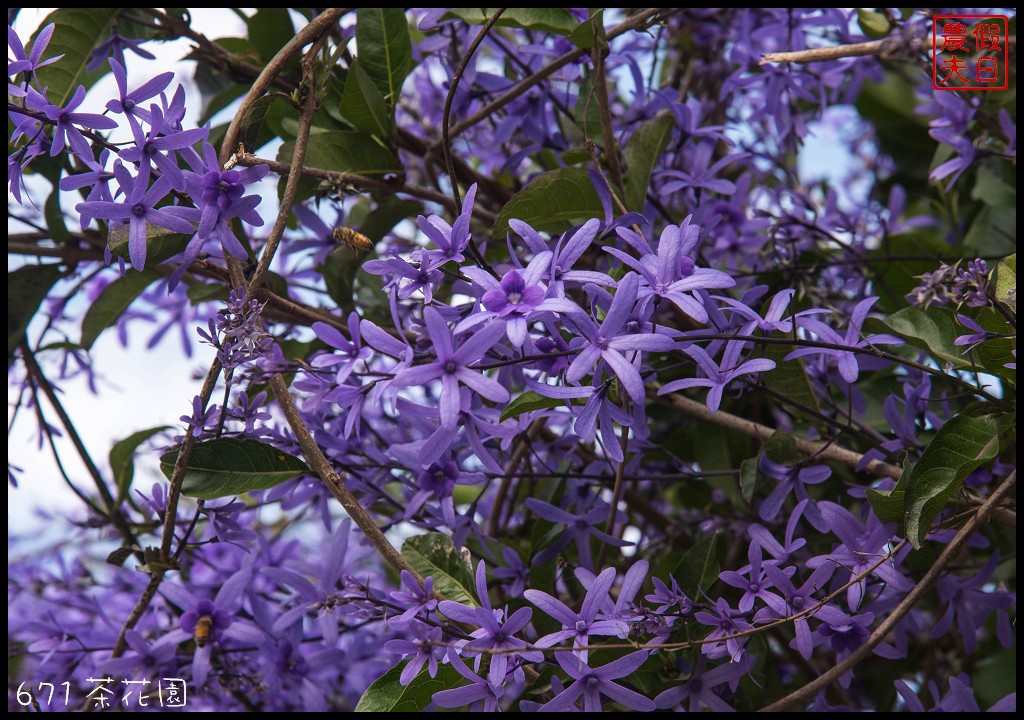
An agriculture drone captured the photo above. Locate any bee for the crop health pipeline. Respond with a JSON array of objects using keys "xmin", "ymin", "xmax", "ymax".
[
  {"xmin": 194, "ymin": 615, "xmax": 214, "ymax": 647},
  {"xmin": 332, "ymin": 227, "xmax": 374, "ymax": 252}
]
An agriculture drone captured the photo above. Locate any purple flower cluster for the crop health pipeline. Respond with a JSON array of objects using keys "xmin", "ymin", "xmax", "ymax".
[{"xmin": 7, "ymin": 8, "xmax": 1016, "ymax": 714}]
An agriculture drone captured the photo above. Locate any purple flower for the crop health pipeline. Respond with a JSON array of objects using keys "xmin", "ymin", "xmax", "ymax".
[
  {"xmin": 574, "ymin": 559, "xmax": 649, "ymax": 627},
  {"xmin": 753, "ymin": 563, "xmax": 835, "ymax": 659},
  {"xmin": 718, "ymin": 287, "xmax": 826, "ymax": 335},
  {"xmin": 807, "ymin": 501, "xmax": 913, "ymax": 610},
  {"xmin": 524, "ymin": 497, "xmax": 631, "ymax": 570},
  {"xmin": 25, "ymin": 84, "xmax": 119, "ymax": 158},
  {"xmin": 719, "ymin": 540, "xmax": 784, "ymax": 613},
  {"xmin": 384, "ymin": 623, "xmax": 446, "ymax": 685},
  {"xmin": 645, "ymin": 574, "xmax": 693, "ymax": 615},
  {"xmin": 539, "ymin": 650, "xmax": 656, "ymax": 712},
  {"xmin": 563, "ymin": 272, "xmax": 676, "ymax": 403},
  {"xmin": 119, "ymin": 107, "xmax": 208, "ymax": 191},
  {"xmin": 363, "ymin": 254, "xmax": 443, "ymax": 302},
  {"xmin": 895, "ymin": 674, "xmax": 995, "ymax": 712},
  {"xmin": 388, "ymin": 570, "xmax": 438, "ymax": 628},
  {"xmin": 311, "ymin": 313, "xmax": 373, "ymax": 385},
  {"xmin": 525, "ymin": 565, "xmax": 626, "ymax": 661},
  {"xmin": 438, "ymin": 561, "xmax": 542, "ymax": 685},
  {"xmin": 186, "ymin": 142, "xmax": 269, "ymax": 241},
  {"xmin": 418, "ymin": 183, "xmax": 476, "ymax": 268},
  {"xmin": 931, "ymin": 551, "xmax": 1013, "ymax": 654},
  {"xmin": 87, "ymin": 28, "xmax": 156, "ymax": 72},
  {"xmin": 786, "ymin": 296, "xmax": 903, "ymax": 383},
  {"xmin": 953, "ymin": 313, "xmax": 1002, "ymax": 354},
  {"xmin": 694, "ymin": 598, "xmax": 752, "ymax": 662},
  {"xmin": 432, "ymin": 649, "xmax": 504, "ymax": 712},
  {"xmin": 492, "ymin": 547, "xmax": 528, "ymax": 597},
  {"xmin": 161, "ymin": 565, "xmax": 264, "ymax": 687},
  {"xmin": 511, "ymin": 218, "xmax": 613, "ymax": 297},
  {"xmin": 658, "ymin": 141, "xmax": 744, "ymax": 197},
  {"xmin": 226, "ymin": 390, "xmax": 271, "ymax": 437},
  {"xmin": 757, "ymin": 455, "xmax": 831, "ymax": 523},
  {"xmin": 608, "ymin": 219, "xmax": 735, "ymax": 323},
  {"xmin": 8, "ymin": 23, "xmax": 63, "ymax": 76},
  {"xmin": 461, "ymin": 257, "xmax": 548, "ymax": 347},
  {"xmin": 76, "ymin": 169, "xmax": 195, "ymax": 270},
  {"xmin": 179, "ymin": 394, "xmax": 221, "ymax": 439},
  {"xmin": 105, "ymin": 58, "xmax": 173, "ymax": 124},
  {"xmin": 390, "ymin": 307, "xmax": 508, "ymax": 429},
  {"xmin": 658, "ymin": 341, "xmax": 776, "ymax": 413},
  {"xmin": 655, "ymin": 656, "xmax": 751, "ymax": 712}
]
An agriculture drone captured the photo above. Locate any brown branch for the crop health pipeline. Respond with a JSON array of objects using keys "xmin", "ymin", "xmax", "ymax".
[
  {"xmin": 218, "ymin": 8, "xmax": 348, "ymax": 166},
  {"xmin": 591, "ymin": 43, "xmax": 625, "ymax": 197},
  {"xmin": 660, "ymin": 393, "xmax": 904, "ymax": 480},
  {"xmin": 245, "ymin": 28, "xmax": 331, "ymax": 292},
  {"xmin": 268, "ymin": 374, "xmax": 420, "ymax": 580},
  {"xmin": 760, "ymin": 39, "xmax": 890, "ymax": 65},
  {"xmin": 759, "ymin": 470, "xmax": 1016, "ymax": 712}
]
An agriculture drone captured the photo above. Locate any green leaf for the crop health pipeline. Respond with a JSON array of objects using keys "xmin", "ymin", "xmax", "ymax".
[
  {"xmin": 444, "ymin": 8, "xmax": 579, "ymax": 35},
  {"xmin": 993, "ymin": 253, "xmax": 1016, "ymax": 313},
  {"xmin": 763, "ymin": 344, "xmax": 821, "ymax": 416},
  {"xmin": 276, "ymin": 131, "xmax": 402, "ymax": 203},
  {"xmin": 80, "ymin": 268, "xmax": 162, "ymax": 350},
  {"xmin": 107, "ymin": 223, "xmax": 193, "ymax": 266},
  {"xmin": 623, "ymin": 112, "xmax": 674, "ymax": 212},
  {"xmin": 159, "ymin": 439, "xmax": 311, "ymax": 500},
  {"xmin": 186, "ymin": 282, "xmax": 230, "ymax": 305},
  {"xmin": 971, "ymin": 166, "xmax": 1016, "ymax": 207},
  {"xmin": 247, "ymin": 7, "xmax": 295, "ymax": 63},
  {"xmin": 321, "ymin": 245, "xmax": 364, "ymax": 313},
  {"xmin": 340, "ymin": 60, "xmax": 396, "ymax": 140},
  {"xmin": 500, "ymin": 390, "xmax": 571, "ymax": 422},
  {"xmin": 964, "ymin": 205, "xmax": 1016, "ymax": 256},
  {"xmin": 355, "ymin": 661, "xmax": 464, "ymax": 712},
  {"xmin": 904, "ymin": 413, "xmax": 1004, "ymax": 548},
  {"xmin": 739, "ymin": 457, "xmax": 758, "ymax": 504},
  {"xmin": 401, "ymin": 532, "xmax": 477, "ymax": 607},
  {"xmin": 44, "ymin": 189, "xmax": 72, "ymax": 245},
  {"xmin": 868, "ymin": 305, "xmax": 972, "ymax": 371},
  {"xmin": 495, "ymin": 167, "xmax": 604, "ymax": 236},
  {"xmin": 31, "ymin": 9, "xmax": 119, "ymax": 108},
  {"xmin": 568, "ymin": 9, "xmax": 608, "ymax": 49},
  {"xmin": 970, "ymin": 307, "xmax": 1016, "ymax": 381},
  {"xmin": 674, "ymin": 533, "xmax": 719, "ymax": 599},
  {"xmin": 866, "ymin": 461, "xmax": 911, "ymax": 524},
  {"xmin": 857, "ymin": 9, "xmax": 892, "ymax": 38},
  {"xmin": 110, "ymin": 426, "xmax": 170, "ymax": 503},
  {"xmin": 356, "ymin": 8, "xmax": 413, "ymax": 105},
  {"xmin": 8, "ymin": 264, "xmax": 64, "ymax": 357},
  {"xmin": 359, "ymin": 197, "xmax": 422, "ymax": 243},
  {"xmin": 237, "ymin": 94, "xmax": 286, "ymax": 154}
]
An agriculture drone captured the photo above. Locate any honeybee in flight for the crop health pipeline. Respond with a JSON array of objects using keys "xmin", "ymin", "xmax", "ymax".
[
  {"xmin": 332, "ymin": 227, "xmax": 373, "ymax": 252},
  {"xmin": 194, "ymin": 615, "xmax": 214, "ymax": 647}
]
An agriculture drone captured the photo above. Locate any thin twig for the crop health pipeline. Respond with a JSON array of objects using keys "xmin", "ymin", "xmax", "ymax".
[
  {"xmin": 759, "ymin": 471, "xmax": 1016, "ymax": 712},
  {"xmin": 233, "ymin": 154, "xmax": 497, "ymax": 222},
  {"xmin": 443, "ymin": 8, "xmax": 505, "ymax": 214},
  {"xmin": 446, "ymin": 8, "xmax": 670, "ymax": 140},
  {"xmin": 20, "ymin": 343, "xmax": 143, "ymax": 555}
]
